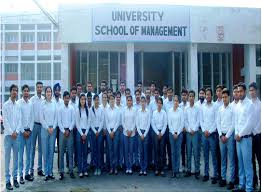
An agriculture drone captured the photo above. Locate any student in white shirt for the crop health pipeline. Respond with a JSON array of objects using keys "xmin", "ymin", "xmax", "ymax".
[
  {"xmin": 18, "ymin": 85, "xmax": 34, "ymax": 184},
  {"xmin": 184, "ymin": 90, "xmax": 200, "ymax": 179},
  {"xmin": 161, "ymin": 84, "xmax": 168, "ymax": 101},
  {"xmin": 168, "ymin": 95, "xmax": 184, "ymax": 178},
  {"xmin": 119, "ymin": 81, "xmax": 126, "ymax": 106},
  {"xmin": 200, "ymin": 88, "xmax": 219, "ymax": 184},
  {"xmin": 100, "ymin": 92, "xmax": 110, "ymax": 171},
  {"xmin": 249, "ymin": 82, "xmax": 261, "ymax": 189},
  {"xmin": 40, "ymin": 86, "xmax": 57, "ymax": 181},
  {"xmin": 179, "ymin": 88, "xmax": 189, "ymax": 173},
  {"xmin": 151, "ymin": 97, "xmax": 167, "ymax": 176},
  {"xmin": 122, "ymin": 95, "xmax": 136, "ymax": 174},
  {"xmin": 3, "ymin": 84, "xmax": 21, "ymax": 190},
  {"xmin": 75, "ymin": 93, "xmax": 90, "ymax": 178},
  {"xmin": 90, "ymin": 94, "xmax": 104, "ymax": 176},
  {"xmin": 98, "ymin": 80, "xmax": 107, "ymax": 105},
  {"xmin": 105, "ymin": 94, "xmax": 121, "ymax": 175},
  {"xmin": 216, "ymin": 89, "xmax": 236, "ymax": 189},
  {"xmin": 86, "ymin": 92, "xmax": 94, "ymax": 168},
  {"xmin": 136, "ymin": 96, "xmax": 151, "ymax": 176},
  {"xmin": 58, "ymin": 91, "xmax": 75, "ymax": 180},
  {"xmin": 29, "ymin": 81, "xmax": 45, "ymax": 177},
  {"xmin": 115, "ymin": 91, "xmax": 125, "ymax": 169},
  {"xmin": 234, "ymin": 82, "xmax": 256, "ymax": 192}
]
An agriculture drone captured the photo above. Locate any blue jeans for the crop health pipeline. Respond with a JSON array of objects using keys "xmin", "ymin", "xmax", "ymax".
[
  {"xmin": 59, "ymin": 130, "xmax": 74, "ymax": 173},
  {"xmin": 5, "ymin": 135, "xmax": 19, "ymax": 183},
  {"xmin": 154, "ymin": 132, "xmax": 166, "ymax": 171},
  {"xmin": 91, "ymin": 129, "xmax": 103, "ymax": 169},
  {"xmin": 19, "ymin": 132, "xmax": 32, "ymax": 177},
  {"xmin": 202, "ymin": 132, "xmax": 218, "ymax": 178},
  {"xmin": 107, "ymin": 129, "xmax": 120, "ymax": 170},
  {"xmin": 118, "ymin": 126, "xmax": 125, "ymax": 167},
  {"xmin": 30, "ymin": 123, "xmax": 42, "ymax": 174},
  {"xmin": 41, "ymin": 128, "xmax": 57, "ymax": 176},
  {"xmin": 76, "ymin": 132, "xmax": 88, "ymax": 173},
  {"xmin": 102, "ymin": 129, "xmax": 110, "ymax": 169},
  {"xmin": 236, "ymin": 137, "xmax": 253, "ymax": 192},
  {"xmin": 219, "ymin": 134, "xmax": 236, "ymax": 183},
  {"xmin": 186, "ymin": 131, "xmax": 200, "ymax": 173},
  {"xmin": 133, "ymin": 132, "xmax": 139, "ymax": 166},
  {"xmin": 124, "ymin": 135, "xmax": 134, "ymax": 170},
  {"xmin": 88, "ymin": 128, "xmax": 94, "ymax": 167},
  {"xmin": 138, "ymin": 132, "xmax": 149, "ymax": 172},
  {"xmin": 169, "ymin": 133, "xmax": 183, "ymax": 173},
  {"xmin": 148, "ymin": 126, "xmax": 155, "ymax": 165}
]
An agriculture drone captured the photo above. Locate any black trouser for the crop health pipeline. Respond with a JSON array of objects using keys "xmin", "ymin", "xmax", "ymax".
[
  {"xmin": 154, "ymin": 132, "xmax": 166, "ymax": 171},
  {"xmin": 56, "ymin": 126, "xmax": 60, "ymax": 169},
  {"xmin": 163, "ymin": 127, "xmax": 172, "ymax": 167},
  {"xmin": 181, "ymin": 131, "xmax": 187, "ymax": 168},
  {"xmin": 252, "ymin": 133, "xmax": 261, "ymax": 187},
  {"xmin": 215, "ymin": 131, "xmax": 221, "ymax": 179}
]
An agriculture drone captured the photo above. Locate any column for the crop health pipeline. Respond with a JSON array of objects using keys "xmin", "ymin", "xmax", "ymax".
[
  {"xmin": 244, "ymin": 44, "xmax": 256, "ymax": 86},
  {"xmin": 187, "ymin": 43, "xmax": 198, "ymax": 93},
  {"xmin": 61, "ymin": 43, "xmax": 69, "ymax": 91},
  {"xmin": 126, "ymin": 43, "xmax": 135, "ymax": 94}
]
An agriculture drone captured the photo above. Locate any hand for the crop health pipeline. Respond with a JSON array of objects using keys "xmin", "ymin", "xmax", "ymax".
[
  {"xmin": 23, "ymin": 131, "xmax": 29, "ymax": 138},
  {"xmin": 11, "ymin": 132, "xmax": 17, "ymax": 140},
  {"xmin": 141, "ymin": 134, "xmax": 144, "ymax": 141},
  {"xmin": 183, "ymin": 127, "xmax": 186, "ymax": 132},
  {"xmin": 95, "ymin": 132, "xmax": 99, "ymax": 138},
  {"xmin": 110, "ymin": 131, "xmax": 114, "ymax": 139},
  {"xmin": 235, "ymin": 135, "xmax": 241, "ymax": 142},
  {"xmin": 82, "ymin": 134, "xmax": 87, "ymax": 141},
  {"xmin": 64, "ymin": 130, "xmax": 70, "ymax": 138},
  {"xmin": 119, "ymin": 127, "xmax": 123, "ymax": 132},
  {"xmin": 48, "ymin": 127, "xmax": 54, "ymax": 135},
  {"xmin": 224, "ymin": 136, "xmax": 228, "ymax": 143},
  {"xmin": 127, "ymin": 130, "xmax": 131, "ymax": 137},
  {"xmin": 103, "ymin": 129, "xmax": 107, "ymax": 136},
  {"xmin": 190, "ymin": 130, "xmax": 195, "ymax": 135},
  {"xmin": 204, "ymin": 131, "xmax": 210, "ymax": 138},
  {"xmin": 173, "ymin": 133, "xmax": 178, "ymax": 140}
]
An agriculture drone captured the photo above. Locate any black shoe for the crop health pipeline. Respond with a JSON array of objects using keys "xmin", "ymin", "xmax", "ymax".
[
  {"xmin": 161, "ymin": 171, "xmax": 165, "ymax": 177},
  {"xmin": 25, "ymin": 174, "xmax": 33, "ymax": 181},
  {"xmin": 44, "ymin": 176, "xmax": 49, "ymax": 181},
  {"xmin": 212, "ymin": 177, "xmax": 218, "ymax": 184},
  {"xmin": 227, "ymin": 182, "xmax": 235, "ymax": 190},
  {"xmin": 232, "ymin": 188, "xmax": 245, "ymax": 192},
  {"xmin": 59, "ymin": 173, "xmax": 64, "ymax": 180},
  {"xmin": 203, "ymin": 175, "xmax": 209, "ymax": 182},
  {"xmin": 70, "ymin": 173, "xmax": 75, "ymax": 179},
  {"xmin": 195, "ymin": 172, "xmax": 200, "ymax": 180},
  {"xmin": 155, "ymin": 170, "xmax": 159, "ymax": 176},
  {"xmin": 48, "ymin": 175, "xmax": 55, "ymax": 180},
  {"xmin": 109, "ymin": 169, "xmax": 113, "ymax": 175},
  {"xmin": 13, "ymin": 180, "xmax": 19, "ymax": 188},
  {"xmin": 38, "ymin": 170, "xmax": 45, "ymax": 176},
  {"xmin": 171, "ymin": 172, "xmax": 176, "ymax": 178},
  {"xmin": 184, "ymin": 171, "xmax": 191, "ymax": 177},
  {"xmin": 6, "ymin": 182, "xmax": 13, "ymax": 190},
  {"xmin": 219, "ymin": 179, "xmax": 227, "ymax": 187},
  {"xmin": 139, "ymin": 171, "xmax": 143, "ymax": 176},
  {"xmin": 20, "ymin": 177, "xmax": 25, "ymax": 184}
]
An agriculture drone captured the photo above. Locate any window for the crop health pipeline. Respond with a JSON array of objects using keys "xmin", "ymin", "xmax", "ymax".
[
  {"xmin": 37, "ymin": 24, "xmax": 51, "ymax": 30},
  {"xmin": 21, "ymin": 56, "xmax": 34, "ymax": 61},
  {"xmin": 202, "ymin": 53, "xmax": 211, "ymax": 88},
  {"xmin": 54, "ymin": 32, "xmax": 60, "ymax": 42},
  {"xmin": 98, "ymin": 52, "xmax": 109, "ymax": 89},
  {"xmin": 37, "ymin": 55, "xmax": 51, "ymax": 60},
  {"xmin": 37, "ymin": 63, "xmax": 51, "ymax": 80},
  {"xmin": 21, "ymin": 32, "xmax": 34, "ymax": 43},
  {"xmin": 54, "ymin": 62, "xmax": 61, "ymax": 80},
  {"xmin": 213, "ymin": 53, "xmax": 220, "ymax": 92},
  {"xmin": 110, "ymin": 52, "xmax": 119, "ymax": 91},
  {"xmin": 54, "ymin": 55, "xmax": 61, "ymax": 60},
  {"xmin": 120, "ymin": 52, "xmax": 126, "ymax": 82},
  {"xmin": 21, "ymin": 24, "xmax": 35, "ymax": 30},
  {"xmin": 256, "ymin": 45, "xmax": 261, "ymax": 67},
  {"xmin": 21, "ymin": 63, "xmax": 34, "ymax": 80},
  {"xmin": 89, "ymin": 52, "xmax": 98, "ymax": 92},
  {"xmin": 5, "ymin": 24, "xmax": 18, "ymax": 30},
  {"xmin": 5, "ymin": 63, "xmax": 18, "ymax": 80},
  {"xmin": 5, "ymin": 56, "xmax": 18, "ymax": 61},
  {"xmin": 5, "ymin": 32, "xmax": 18, "ymax": 43},
  {"xmin": 37, "ymin": 32, "xmax": 50, "ymax": 42}
]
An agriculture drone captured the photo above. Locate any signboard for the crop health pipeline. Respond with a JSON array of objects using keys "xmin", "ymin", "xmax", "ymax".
[{"xmin": 92, "ymin": 6, "xmax": 190, "ymax": 42}]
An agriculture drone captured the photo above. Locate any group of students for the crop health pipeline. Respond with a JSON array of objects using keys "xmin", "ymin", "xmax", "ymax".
[{"xmin": 3, "ymin": 80, "xmax": 261, "ymax": 192}]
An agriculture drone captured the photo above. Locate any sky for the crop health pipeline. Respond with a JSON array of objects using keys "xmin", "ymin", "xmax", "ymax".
[{"xmin": 0, "ymin": 0, "xmax": 261, "ymax": 15}]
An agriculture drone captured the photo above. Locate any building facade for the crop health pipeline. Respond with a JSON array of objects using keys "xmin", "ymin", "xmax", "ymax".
[{"xmin": 0, "ymin": 4, "xmax": 261, "ymax": 105}]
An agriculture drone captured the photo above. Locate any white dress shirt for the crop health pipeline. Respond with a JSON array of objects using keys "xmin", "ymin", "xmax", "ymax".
[
  {"xmin": 116, "ymin": 104, "xmax": 124, "ymax": 126},
  {"xmin": 217, "ymin": 103, "xmax": 235, "ymax": 138},
  {"xmin": 75, "ymin": 107, "xmax": 90, "ymax": 136},
  {"xmin": 105, "ymin": 106, "xmax": 120, "ymax": 133},
  {"xmin": 3, "ymin": 98, "xmax": 21, "ymax": 136},
  {"xmin": 179, "ymin": 101, "xmax": 190, "ymax": 111},
  {"xmin": 58, "ymin": 103, "xmax": 75, "ymax": 133},
  {"xmin": 149, "ymin": 100, "xmax": 158, "ymax": 114},
  {"xmin": 40, "ymin": 100, "xmax": 57, "ymax": 130},
  {"xmin": 151, "ymin": 109, "xmax": 167, "ymax": 135},
  {"xmin": 69, "ymin": 99, "xmax": 78, "ymax": 111},
  {"xmin": 195, "ymin": 99, "xmax": 207, "ymax": 110},
  {"xmin": 30, "ymin": 94, "xmax": 44, "ymax": 123},
  {"xmin": 52, "ymin": 97, "xmax": 64, "ymax": 127},
  {"xmin": 133, "ymin": 102, "xmax": 142, "ymax": 112},
  {"xmin": 200, "ymin": 101, "xmax": 217, "ymax": 134},
  {"xmin": 100, "ymin": 103, "xmax": 109, "ymax": 129},
  {"xmin": 122, "ymin": 106, "xmax": 136, "ymax": 137},
  {"xmin": 163, "ymin": 98, "xmax": 173, "ymax": 113},
  {"xmin": 120, "ymin": 93, "xmax": 126, "ymax": 107},
  {"xmin": 136, "ymin": 108, "xmax": 151, "ymax": 137},
  {"xmin": 235, "ymin": 96, "xmax": 256, "ymax": 137},
  {"xmin": 184, "ymin": 104, "xmax": 200, "ymax": 133},
  {"xmin": 168, "ymin": 107, "xmax": 184, "ymax": 135},
  {"xmin": 251, "ymin": 98, "xmax": 261, "ymax": 135},
  {"xmin": 17, "ymin": 97, "xmax": 34, "ymax": 132},
  {"xmin": 90, "ymin": 105, "xmax": 104, "ymax": 134}
]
